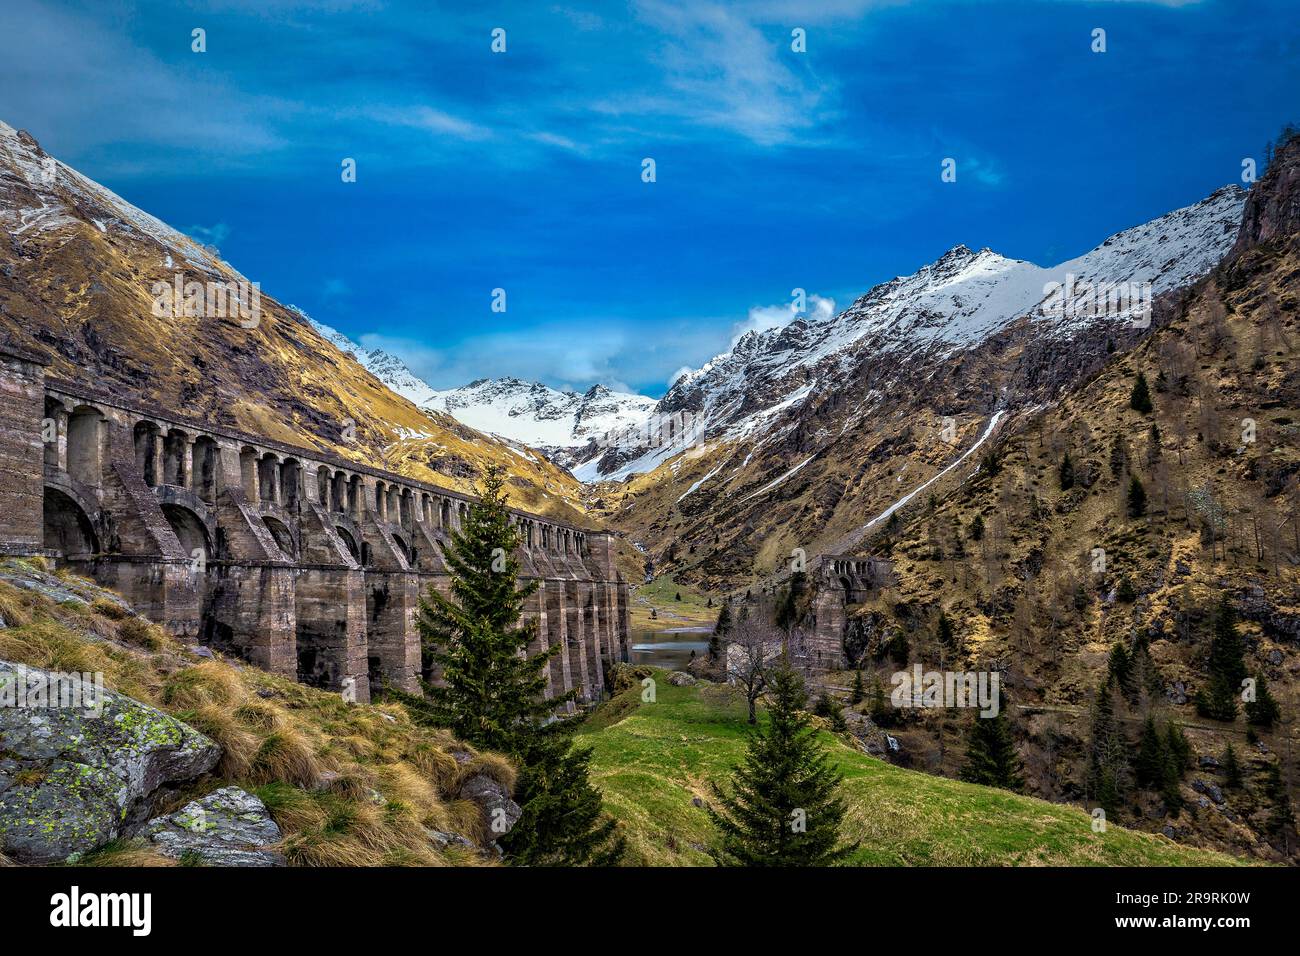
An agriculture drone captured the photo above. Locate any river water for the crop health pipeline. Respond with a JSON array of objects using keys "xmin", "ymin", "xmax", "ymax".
[{"xmin": 628, "ymin": 627, "xmax": 712, "ymax": 671}]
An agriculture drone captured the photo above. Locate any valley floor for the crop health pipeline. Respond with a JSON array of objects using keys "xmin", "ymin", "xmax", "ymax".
[{"xmin": 578, "ymin": 672, "xmax": 1257, "ymax": 867}]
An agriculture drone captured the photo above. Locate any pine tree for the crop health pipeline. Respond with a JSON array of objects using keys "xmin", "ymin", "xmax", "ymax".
[
  {"xmin": 1087, "ymin": 679, "xmax": 1131, "ymax": 816},
  {"xmin": 1245, "ymin": 673, "xmax": 1282, "ymax": 727},
  {"xmin": 1134, "ymin": 716, "xmax": 1167, "ymax": 789},
  {"xmin": 1195, "ymin": 598, "xmax": 1246, "ymax": 722},
  {"xmin": 969, "ymin": 513, "xmax": 985, "ymax": 542},
  {"xmin": 710, "ymin": 603, "xmax": 733, "ymax": 664},
  {"xmin": 1260, "ymin": 761, "xmax": 1295, "ymax": 843},
  {"xmin": 1222, "ymin": 742, "xmax": 1243, "ymax": 789},
  {"xmin": 708, "ymin": 664, "xmax": 858, "ymax": 866},
  {"xmin": 1127, "ymin": 475, "xmax": 1147, "ymax": 518},
  {"xmin": 1107, "ymin": 642, "xmax": 1133, "ymax": 697},
  {"xmin": 1161, "ymin": 721, "xmax": 1189, "ymax": 812},
  {"xmin": 1110, "ymin": 433, "xmax": 1130, "ymax": 478},
  {"xmin": 407, "ymin": 464, "xmax": 622, "ymax": 865},
  {"xmin": 1059, "ymin": 451, "xmax": 1075, "ymax": 490},
  {"xmin": 501, "ymin": 731, "xmax": 624, "ymax": 866},
  {"xmin": 813, "ymin": 692, "xmax": 848, "ymax": 733},
  {"xmin": 850, "ymin": 669, "xmax": 865, "ymax": 706},
  {"xmin": 1130, "ymin": 371, "xmax": 1154, "ymax": 414},
  {"xmin": 868, "ymin": 672, "xmax": 892, "ymax": 727},
  {"xmin": 415, "ymin": 465, "xmax": 557, "ymax": 751},
  {"xmin": 936, "ymin": 612, "xmax": 956, "ymax": 655},
  {"xmin": 959, "ymin": 692, "xmax": 1023, "ymax": 791},
  {"xmin": 1128, "ymin": 632, "xmax": 1165, "ymax": 704}
]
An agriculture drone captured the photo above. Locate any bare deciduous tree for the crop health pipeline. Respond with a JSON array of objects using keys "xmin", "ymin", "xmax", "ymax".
[{"xmin": 725, "ymin": 617, "xmax": 782, "ymax": 725}]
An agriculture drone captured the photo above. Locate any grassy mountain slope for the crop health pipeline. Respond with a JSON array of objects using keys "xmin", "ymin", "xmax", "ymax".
[
  {"xmin": 0, "ymin": 121, "xmax": 585, "ymax": 517},
  {"xmin": 833, "ymin": 138, "xmax": 1300, "ymax": 862},
  {"xmin": 0, "ymin": 558, "xmax": 508, "ymax": 866},
  {"xmin": 579, "ymin": 673, "xmax": 1251, "ymax": 866}
]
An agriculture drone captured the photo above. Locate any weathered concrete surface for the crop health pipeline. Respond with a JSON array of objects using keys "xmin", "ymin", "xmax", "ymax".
[{"xmin": 0, "ymin": 350, "xmax": 630, "ymax": 705}]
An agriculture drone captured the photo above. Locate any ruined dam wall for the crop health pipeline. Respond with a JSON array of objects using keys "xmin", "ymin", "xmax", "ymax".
[{"xmin": 0, "ymin": 346, "xmax": 629, "ymax": 705}]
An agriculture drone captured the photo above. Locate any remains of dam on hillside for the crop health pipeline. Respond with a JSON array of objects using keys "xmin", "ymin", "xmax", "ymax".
[{"xmin": 0, "ymin": 345, "xmax": 630, "ymax": 704}]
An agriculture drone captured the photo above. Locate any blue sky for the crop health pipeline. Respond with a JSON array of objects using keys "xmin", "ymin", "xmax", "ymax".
[{"xmin": 3, "ymin": 0, "xmax": 1297, "ymax": 396}]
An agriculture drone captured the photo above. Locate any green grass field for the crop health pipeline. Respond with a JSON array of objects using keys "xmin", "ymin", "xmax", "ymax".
[
  {"xmin": 628, "ymin": 574, "xmax": 720, "ymax": 631},
  {"xmin": 578, "ymin": 673, "xmax": 1255, "ymax": 867}
]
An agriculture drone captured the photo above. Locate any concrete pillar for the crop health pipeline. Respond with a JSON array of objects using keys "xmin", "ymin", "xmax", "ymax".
[
  {"xmin": 366, "ymin": 571, "xmax": 421, "ymax": 693},
  {"xmin": 0, "ymin": 347, "xmax": 52, "ymax": 556},
  {"xmin": 296, "ymin": 566, "xmax": 370, "ymax": 703}
]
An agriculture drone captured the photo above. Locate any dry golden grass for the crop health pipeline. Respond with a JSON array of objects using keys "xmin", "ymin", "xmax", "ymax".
[{"xmin": 0, "ymin": 572, "xmax": 514, "ymax": 867}]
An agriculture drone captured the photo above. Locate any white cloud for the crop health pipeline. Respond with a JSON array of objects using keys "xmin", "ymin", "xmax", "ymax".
[{"xmin": 729, "ymin": 294, "xmax": 835, "ymax": 346}]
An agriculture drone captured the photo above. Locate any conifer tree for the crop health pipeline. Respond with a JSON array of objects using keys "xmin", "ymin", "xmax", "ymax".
[
  {"xmin": 1222, "ymin": 742, "xmax": 1243, "ymax": 789},
  {"xmin": 1261, "ymin": 761, "xmax": 1295, "ymax": 845},
  {"xmin": 1134, "ymin": 716, "xmax": 1167, "ymax": 789},
  {"xmin": 1161, "ymin": 721, "xmax": 1189, "ymax": 812},
  {"xmin": 708, "ymin": 664, "xmax": 857, "ymax": 866},
  {"xmin": 1245, "ymin": 673, "xmax": 1281, "ymax": 727},
  {"xmin": 969, "ymin": 513, "xmax": 985, "ymax": 542},
  {"xmin": 1107, "ymin": 642, "xmax": 1133, "ymax": 697},
  {"xmin": 1059, "ymin": 451, "xmax": 1075, "ymax": 490},
  {"xmin": 959, "ymin": 692, "xmax": 1023, "ymax": 791},
  {"xmin": 1127, "ymin": 475, "xmax": 1147, "ymax": 518},
  {"xmin": 887, "ymin": 629, "xmax": 910, "ymax": 667},
  {"xmin": 936, "ymin": 611, "xmax": 956, "ymax": 655},
  {"xmin": 709, "ymin": 602, "xmax": 733, "ymax": 665},
  {"xmin": 1130, "ymin": 371, "xmax": 1154, "ymax": 413},
  {"xmin": 1087, "ymin": 678, "xmax": 1131, "ymax": 816},
  {"xmin": 405, "ymin": 464, "xmax": 623, "ymax": 865},
  {"xmin": 1195, "ymin": 598, "xmax": 1247, "ymax": 722},
  {"xmin": 850, "ymin": 669, "xmax": 865, "ymax": 706},
  {"xmin": 869, "ymin": 672, "xmax": 892, "ymax": 727}
]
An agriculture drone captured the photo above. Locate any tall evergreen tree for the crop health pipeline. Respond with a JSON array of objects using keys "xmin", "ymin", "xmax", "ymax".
[
  {"xmin": 1107, "ymin": 642, "xmax": 1133, "ymax": 697},
  {"xmin": 405, "ymin": 464, "xmax": 623, "ymax": 865},
  {"xmin": 1161, "ymin": 721, "xmax": 1190, "ymax": 812},
  {"xmin": 1127, "ymin": 475, "xmax": 1148, "ymax": 518},
  {"xmin": 969, "ymin": 513, "xmax": 985, "ymax": 542},
  {"xmin": 1245, "ymin": 673, "xmax": 1282, "ymax": 727},
  {"xmin": 850, "ymin": 669, "xmax": 865, "ymax": 706},
  {"xmin": 868, "ymin": 672, "xmax": 893, "ymax": 727},
  {"xmin": 936, "ymin": 612, "xmax": 957, "ymax": 655},
  {"xmin": 1261, "ymin": 761, "xmax": 1295, "ymax": 845},
  {"xmin": 708, "ymin": 664, "xmax": 857, "ymax": 866},
  {"xmin": 1222, "ymin": 743, "xmax": 1243, "ymax": 789},
  {"xmin": 1087, "ymin": 678, "xmax": 1131, "ymax": 816},
  {"xmin": 709, "ymin": 602, "xmax": 733, "ymax": 664},
  {"xmin": 1195, "ymin": 598, "xmax": 1247, "ymax": 722},
  {"xmin": 1058, "ymin": 451, "xmax": 1075, "ymax": 490},
  {"xmin": 1134, "ymin": 716, "xmax": 1167, "ymax": 789},
  {"xmin": 959, "ymin": 692, "xmax": 1023, "ymax": 791},
  {"xmin": 1130, "ymin": 371, "xmax": 1154, "ymax": 413}
]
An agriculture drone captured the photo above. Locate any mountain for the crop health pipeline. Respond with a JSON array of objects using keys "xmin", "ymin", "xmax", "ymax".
[
  {"xmin": 424, "ymin": 378, "xmax": 656, "ymax": 458},
  {"xmin": 0, "ymin": 120, "xmax": 586, "ymax": 517},
  {"xmin": 837, "ymin": 134, "xmax": 1300, "ymax": 862},
  {"xmin": 587, "ymin": 184, "xmax": 1248, "ymax": 586},
  {"xmin": 307, "ymin": 320, "xmax": 657, "ymax": 465}
]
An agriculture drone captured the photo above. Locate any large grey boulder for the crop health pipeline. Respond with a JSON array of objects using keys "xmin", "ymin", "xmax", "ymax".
[
  {"xmin": 0, "ymin": 660, "xmax": 220, "ymax": 864},
  {"xmin": 144, "ymin": 787, "xmax": 283, "ymax": 866},
  {"xmin": 459, "ymin": 773, "xmax": 522, "ymax": 839}
]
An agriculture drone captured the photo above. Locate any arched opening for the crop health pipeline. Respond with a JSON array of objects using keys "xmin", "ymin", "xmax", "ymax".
[
  {"xmin": 336, "ymin": 527, "xmax": 360, "ymax": 562},
  {"xmin": 258, "ymin": 453, "xmax": 280, "ymax": 504},
  {"xmin": 399, "ymin": 489, "xmax": 412, "ymax": 527},
  {"xmin": 162, "ymin": 503, "xmax": 211, "ymax": 564},
  {"xmin": 193, "ymin": 437, "xmax": 219, "ymax": 503},
  {"xmin": 332, "ymin": 471, "xmax": 347, "ymax": 512},
  {"xmin": 347, "ymin": 475, "xmax": 360, "ymax": 517},
  {"xmin": 440, "ymin": 499, "xmax": 451, "ymax": 529},
  {"xmin": 375, "ymin": 481, "xmax": 387, "ymax": 521},
  {"xmin": 261, "ymin": 515, "xmax": 296, "ymax": 559},
  {"xmin": 43, "ymin": 487, "xmax": 98, "ymax": 561},
  {"xmin": 316, "ymin": 467, "xmax": 332, "ymax": 508},
  {"xmin": 281, "ymin": 458, "xmax": 301, "ymax": 509},
  {"xmin": 43, "ymin": 398, "xmax": 65, "ymax": 470},
  {"xmin": 239, "ymin": 447, "xmax": 259, "ymax": 500},
  {"xmin": 163, "ymin": 429, "xmax": 189, "ymax": 487},
  {"xmin": 66, "ymin": 406, "xmax": 104, "ymax": 487},
  {"xmin": 134, "ymin": 422, "xmax": 161, "ymax": 488}
]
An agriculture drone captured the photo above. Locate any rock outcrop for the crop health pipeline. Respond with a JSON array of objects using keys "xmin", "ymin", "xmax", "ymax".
[
  {"xmin": 143, "ymin": 787, "xmax": 284, "ymax": 866},
  {"xmin": 0, "ymin": 660, "xmax": 220, "ymax": 864}
]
